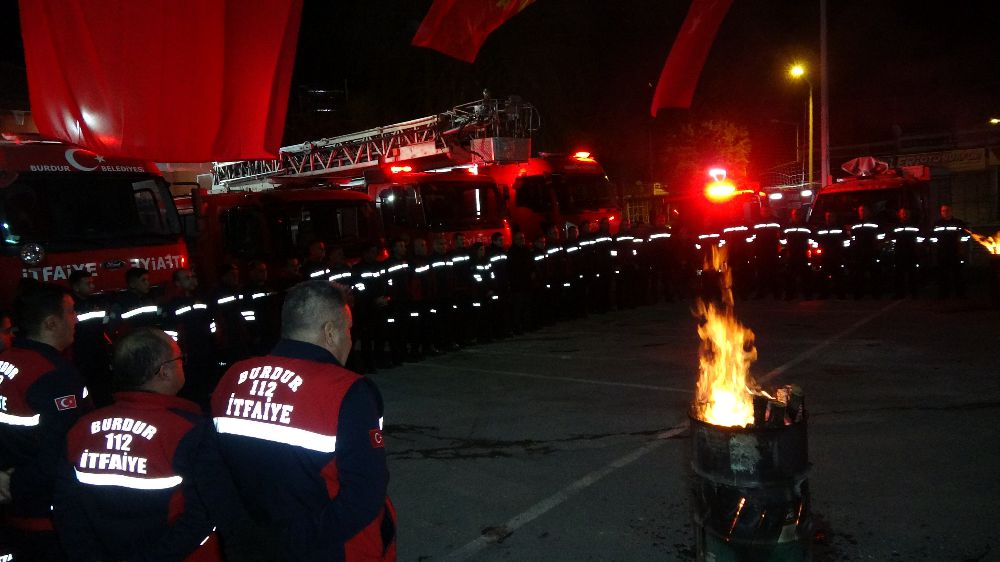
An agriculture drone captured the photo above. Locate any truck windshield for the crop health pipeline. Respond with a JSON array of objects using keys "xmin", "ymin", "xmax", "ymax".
[
  {"xmin": 809, "ymin": 187, "xmax": 923, "ymax": 226},
  {"xmin": 0, "ymin": 172, "xmax": 181, "ymax": 251},
  {"xmin": 420, "ymin": 180, "xmax": 504, "ymax": 230},
  {"xmin": 265, "ymin": 199, "xmax": 377, "ymax": 260},
  {"xmin": 553, "ymin": 174, "xmax": 616, "ymax": 213}
]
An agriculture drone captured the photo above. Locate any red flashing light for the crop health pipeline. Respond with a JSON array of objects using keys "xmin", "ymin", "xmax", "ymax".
[
  {"xmin": 608, "ymin": 215, "xmax": 616, "ymax": 222},
  {"xmin": 705, "ymin": 180, "xmax": 737, "ymax": 202},
  {"xmin": 573, "ymin": 151, "xmax": 596, "ymax": 162},
  {"xmin": 390, "ymin": 165, "xmax": 412, "ymax": 174}
]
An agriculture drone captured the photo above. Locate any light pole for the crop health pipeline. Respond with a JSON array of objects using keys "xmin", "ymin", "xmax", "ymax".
[{"xmin": 789, "ymin": 64, "xmax": 813, "ymax": 187}]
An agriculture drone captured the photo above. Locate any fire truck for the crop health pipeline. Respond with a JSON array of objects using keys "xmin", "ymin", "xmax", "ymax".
[
  {"xmin": 176, "ymin": 186, "xmax": 379, "ymax": 287},
  {"xmin": 0, "ymin": 113, "xmax": 188, "ymax": 306},
  {"xmin": 480, "ymin": 151, "xmax": 619, "ymax": 240},
  {"xmin": 212, "ymin": 94, "xmax": 616, "ymax": 245},
  {"xmin": 807, "ymin": 160, "xmax": 932, "ymax": 227}
]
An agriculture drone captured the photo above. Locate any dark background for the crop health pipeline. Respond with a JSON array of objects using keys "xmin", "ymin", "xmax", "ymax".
[{"xmin": 2, "ymin": 1, "xmax": 998, "ymax": 183}]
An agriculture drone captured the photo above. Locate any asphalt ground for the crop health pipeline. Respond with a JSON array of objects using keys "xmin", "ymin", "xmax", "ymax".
[{"xmin": 371, "ymin": 282, "xmax": 1000, "ymax": 561}]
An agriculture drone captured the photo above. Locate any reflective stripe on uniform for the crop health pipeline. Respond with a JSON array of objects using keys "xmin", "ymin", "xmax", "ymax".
[
  {"xmin": 75, "ymin": 469, "xmax": 183, "ymax": 490},
  {"xmin": 121, "ymin": 306, "xmax": 159, "ymax": 319},
  {"xmin": 0, "ymin": 411, "xmax": 41, "ymax": 426},
  {"xmin": 214, "ymin": 417, "xmax": 337, "ymax": 453}
]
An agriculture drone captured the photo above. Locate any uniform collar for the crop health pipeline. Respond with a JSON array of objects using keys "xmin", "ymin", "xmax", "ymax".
[
  {"xmin": 13, "ymin": 337, "xmax": 62, "ymax": 359},
  {"xmin": 271, "ymin": 338, "xmax": 343, "ymax": 367},
  {"xmin": 112, "ymin": 390, "xmax": 202, "ymax": 414}
]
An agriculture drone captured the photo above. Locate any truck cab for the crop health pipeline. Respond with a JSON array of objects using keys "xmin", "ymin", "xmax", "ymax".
[
  {"xmin": 0, "ymin": 132, "xmax": 188, "ymax": 306},
  {"xmin": 807, "ymin": 165, "xmax": 932, "ymax": 229},
  {"xmin": 180, "ymin": 187, "xmax": 379, "ymax": 287},
  {"xmin": 483, "ymin": 152, "xmax": 619, "ymax": 240},
  {"xmin": 364, "ymin": 168, "xmax": 510, "ymax": 247}
]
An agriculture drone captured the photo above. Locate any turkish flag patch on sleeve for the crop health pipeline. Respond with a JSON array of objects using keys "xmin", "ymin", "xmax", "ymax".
[
  {"xmin": 369, "ymin": 429, "xmax": 384, "ymax": 449},
  {"xmin": 55, "ymin": 395, "xmax": 78, "ymax": 411}
]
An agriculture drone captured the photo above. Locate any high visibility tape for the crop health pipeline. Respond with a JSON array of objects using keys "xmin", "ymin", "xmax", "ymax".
[
  {"xmin": 77, "ymin": 311, "xmax": 107, "ymax": 322},
  {"xmin": 217, "ymin": 296, "xmax": 236, "ymax": 305},
  {"xmin": 75, "ymin": 469, "xmax": 183, "ymax": 490},
  {"xmin": 310, "ymin": 269, "xmax": 330, "ymax": 278},
  {"xmin": 121, "ymin": 306, "xmax": 159, "ymax": 319},
  {"xmin": 214, "ymin": 417, "xmax": 337, "ymax": 453},
  {"xmin": 0, "ymin": 411, "xmax": 41, "ymax": 426}
]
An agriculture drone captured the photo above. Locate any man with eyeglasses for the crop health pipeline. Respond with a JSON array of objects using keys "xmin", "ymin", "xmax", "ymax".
[
  {"xmin": 53, "ymin": 328, "xmax": 259, "ymax": 561},
  {"xmin": 212, "ymin": 280, "xmax": 396, "ymax": 561}
]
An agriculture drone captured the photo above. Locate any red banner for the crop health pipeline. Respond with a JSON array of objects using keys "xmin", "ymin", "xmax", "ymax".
[
  {"xmin": 18, "ymin": 0, "xmax": 302, "ymax": 162},
  {"xmin": 412, "ymin": 0, "xmax": 535, "ymax": 63},
  {"xmin": 650, "ymin": 0, "xmax": 732, "ymax": 116}
]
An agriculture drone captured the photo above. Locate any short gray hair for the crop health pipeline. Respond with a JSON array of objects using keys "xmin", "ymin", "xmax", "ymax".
[
  {"xmin": 281, "ymin": 280, "xmax": 349, "ymax": 339},
  {"xmin": 112, "ymin": 328, "xmax": 173, "ymax": 391}
]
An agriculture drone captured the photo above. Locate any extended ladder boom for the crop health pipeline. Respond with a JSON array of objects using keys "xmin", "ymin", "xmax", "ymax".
[{"xmin": 214, "ymin": 95, "xmax": 538, "ymax": 190}]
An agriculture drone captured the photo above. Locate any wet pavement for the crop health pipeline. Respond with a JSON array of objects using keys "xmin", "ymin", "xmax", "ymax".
[{"xmin": 372, "ymin": 282, "xmax": 1000, "ymax": 561}]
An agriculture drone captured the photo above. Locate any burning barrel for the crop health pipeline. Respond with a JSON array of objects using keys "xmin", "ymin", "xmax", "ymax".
[{"xmin": 689, "ymin": 394, "xmax": 811, "ymax": 562}]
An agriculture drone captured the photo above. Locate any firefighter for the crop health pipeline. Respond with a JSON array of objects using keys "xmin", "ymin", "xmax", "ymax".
[
  {"xmin": 380, "ymin": 239, "xmax": 411, "ymax": 364},
  {"xmin": 209, "ymin": 263, "xmax": 252, "ymax": 368},
  {"xmin": 54, "ymin": 328, "xmax": 259, "ymax": 562},
  {"xmin": 163, "ymin": 268, "xmax": 219, "ymax": 409},
  {"xmin": 211, "ymin": 281, "xmax": 396, "ymax": 561},
  {"xmin": 814, "ymin": 211, "xmax": 848, "ymax": 299},
  {"xmin": 932, "ymin": 204, "xmax": 968, "ymax": 298},
  {"xmin": 563, "ymin": 225, "xmax": 588, "ymax": 317},
  {"xmin": 0, "ymin": 281, "xmax": 92, "ymax": 561},
  {"xmin": 243, "ymin": 259, "xmax": 280, "ymax": 355},
  {"xmin": 429, "ymin": 235, "xmax": 459, "ymax": 350},
  {"xmin": 351, "ymin": 243, "xmax": 387, "ymax": 373},
  {"xmin": 469, "ymin": 242, "xmax": 493, "ymax": 342},
  {"xmin": 506, "ymin": 231, "xmax": 534, "ymax": 334},
  {"xmin": 613, "ymin": 219, "xmax": 638, "ymax": 309},
  {"xmin": 486, "ymin": 233, "xmax": 512, "ymax": 337},
  {"xmin": 782, "ymin": 208, "xmax": 813, "ymax": 300},
  {"xmin": 890, "ymin": 207, "xmax": 923, "ymax": 299},
  {"xmin": 69, "ymin": 271, "xmax": 113, "ymax": 407},
  {"xmin": 325, "ymin": 246, "xmax": 354, "ymax": 286},
  {"xmin": 647, "ymin": 214, "xmax": 675, "ymax": 303},
  {"xmin": 544, "ymin": 223, "xmax": 571, "ymax": 319},
  {"xmin": 750, "ymin": 207, "xmax": 783, "ymax": 299},
  {"xmin": 848, "ymin": 205, "xmax": 885, "ymax": 299},
  {"xmin": 591, "ymin": 218, "xmax": 615, "ymax": 312},
  {"xmin": 409, "ymin": 238, "xmax": 440, "ymax": 356},
  {"xmin": 301, "ymin": 239, "xmax": 328, "ymax": 279},
  {"xmin": 448, "ymin": 234, "xmax": 474, "ymax": 345},
  {"xmin": 531, "ymin": 233, "xmax": 555, "ymax": 326},
  {"xmin": 113, "ymin": 267, "xmax": 163, "ymax": 332}
]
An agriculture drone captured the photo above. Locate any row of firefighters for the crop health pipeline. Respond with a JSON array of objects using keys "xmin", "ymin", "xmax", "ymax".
[{"xmin": 65, "ymin": 204, "xmax": 971, "ymax": 408}]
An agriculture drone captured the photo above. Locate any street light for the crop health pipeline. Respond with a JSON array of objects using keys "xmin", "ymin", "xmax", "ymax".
[{"xmin": 788, "ymin": 63, "xmax": 814, "ymax": 187}]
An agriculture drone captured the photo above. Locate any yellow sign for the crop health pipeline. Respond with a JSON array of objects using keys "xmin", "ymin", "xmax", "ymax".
[{"xmin": 896, "ymin": 148, "xmax": 985, "ymax": 172}]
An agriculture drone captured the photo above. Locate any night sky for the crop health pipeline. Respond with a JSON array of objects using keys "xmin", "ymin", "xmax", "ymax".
[{"xmin": 2, "ymin": 1, "xmax": 998, "ymax": 183}]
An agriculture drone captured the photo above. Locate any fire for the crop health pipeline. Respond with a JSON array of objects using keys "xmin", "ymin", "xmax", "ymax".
[
  {"xmin": 970, "ymin": 231, "xmax": 1000, "ymax": 255},
  {"xmin": 694, "ymin": 246, "xmax": 760, "ymax": 427}
]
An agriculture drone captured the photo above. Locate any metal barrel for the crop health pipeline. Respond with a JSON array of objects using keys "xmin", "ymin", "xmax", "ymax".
[{"xmin": 689, "ymin": 410, "xmax": 812, "ymax": 562}]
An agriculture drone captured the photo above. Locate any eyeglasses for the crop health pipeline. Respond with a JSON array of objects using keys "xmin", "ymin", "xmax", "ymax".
[{"xmin": 157, "ymin": 354, "xmax": 186, "ymax": 372}]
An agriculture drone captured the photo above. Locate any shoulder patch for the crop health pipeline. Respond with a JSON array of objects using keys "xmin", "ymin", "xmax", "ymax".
[
  {"xmin": 369, "ymin": 429, "xmax": 384, "ymax": 449},
  {"xmin": 54, "ymin": 395, "xmax": 78, "ymax": 411}
]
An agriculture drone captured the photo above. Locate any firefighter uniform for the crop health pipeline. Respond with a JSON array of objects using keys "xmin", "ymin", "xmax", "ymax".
[
  {"xmin": 211, "ymin": 339, "xmax": 396, "ymax": 562},
  {"xmin": 782, "ymin": 224, "xmax": 814, "ymax": 300},
  {"xmin": 720, "ymin": 225, "xmax": 752, "ymax": 300},
  {"xmin": 55, "ymin": 391, "xmax": 248, "ymax": 562},
  {"xmin": 932, "ymin": 216, "xmax": 968, "ymax": 298},
  {"xmin": 0, "ymin": 338, "xmax": 92, "ymax": 560},
  {"xmin": 890, "ymin": 222, "xmax": 924, "ymax": 298},
  {"xmin": 351, "ymin": 257, "xmax": 386, "ymax": 373},
  {"xmin": 163, "ymin": 296, "xmax": 219, "ymax": 408},
  {"xmin": 848, "ymin": 221, "xmax": 884, "ymax": 299},
  {"xmin": 750, "ymin": 220, "xmax": 783, "ymax": 299},
  {"xmin": 814, "ymin": 226, "xmax": 848, "ymax": 299}
]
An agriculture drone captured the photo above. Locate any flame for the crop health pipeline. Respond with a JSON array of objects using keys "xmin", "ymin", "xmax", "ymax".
[
  {"xmin": 694, "ymin": 246, "xmax": 759, "ymax": 427},
  {"xmin": 970, "ymin": 231, "xmax": 1000, "ymax": 255}
]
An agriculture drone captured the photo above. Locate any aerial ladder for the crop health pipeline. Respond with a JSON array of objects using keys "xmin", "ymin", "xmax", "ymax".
[{"xmin": 213, "ymin": 93, "xmax": 539, "ymax": 191}]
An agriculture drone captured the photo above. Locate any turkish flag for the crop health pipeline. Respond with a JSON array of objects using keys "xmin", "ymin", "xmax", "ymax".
[
  {"xmin": 412, "ymin": 0, "xmax": 535, "ymax": 63},
  {"xmin": 650, "ymin": 0, "xmax": 732, "ymax": 116},
  {"xmin": 18, "ymin": 0, "xmax": 303, "ymax": 162}
]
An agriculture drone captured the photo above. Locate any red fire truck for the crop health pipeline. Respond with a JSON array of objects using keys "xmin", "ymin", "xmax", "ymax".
[
  {"xmin": 480, "ymin": 151, "xmax": 620, "ymax": 240},
  {"xmin": 212, "ymin": 95, "xmax": 594, "ymax": 247},
  {"xmin": 0, "ymin": 126, "xmax": 188, "ymax": 306}
]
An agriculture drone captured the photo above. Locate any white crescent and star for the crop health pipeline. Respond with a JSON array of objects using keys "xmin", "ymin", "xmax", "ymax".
[{"xmin": 65, "ymin": 148, "xmax": 105, "ymax": 171}]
